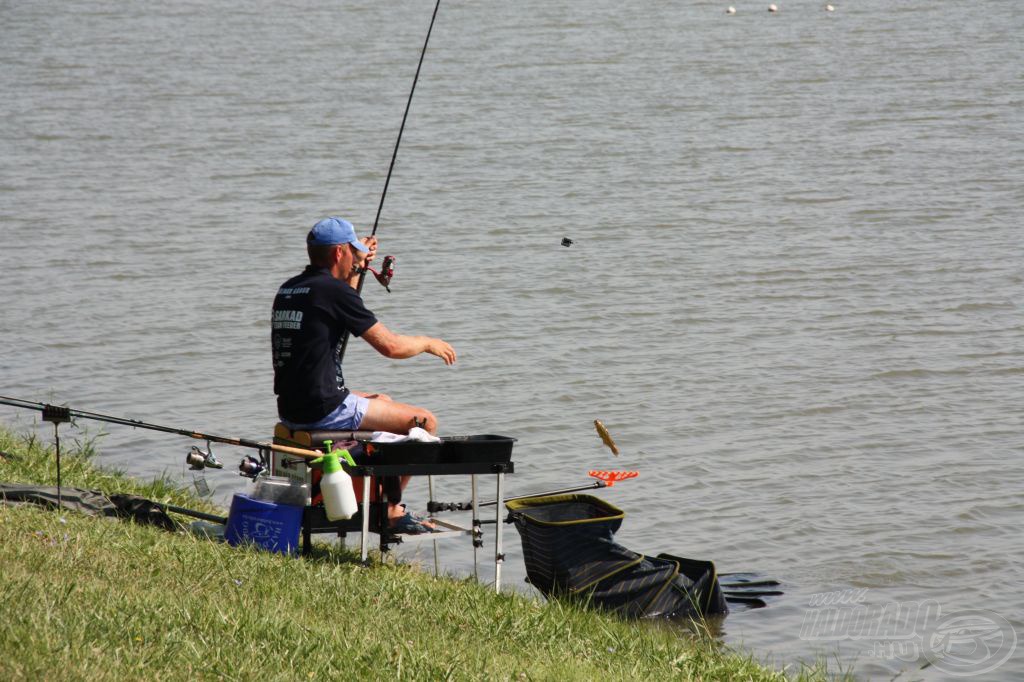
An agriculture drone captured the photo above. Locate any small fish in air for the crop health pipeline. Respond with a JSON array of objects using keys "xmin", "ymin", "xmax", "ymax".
[{"xmin": 593, "ymin": 419, "xmax": 619, "ymax": 456}]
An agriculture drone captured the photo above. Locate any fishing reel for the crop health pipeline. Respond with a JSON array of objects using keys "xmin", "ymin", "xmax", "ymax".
[
  {"xmin": 238, "ymin": 451, "xmax": 268, "ymax": 480},
  {"xmin": 366, "ymin": 255, "xmax": 395, "ymax": 292},
  {"xmin": 186, "ymin": 442, "xmax": 223, "ymax": 471}
]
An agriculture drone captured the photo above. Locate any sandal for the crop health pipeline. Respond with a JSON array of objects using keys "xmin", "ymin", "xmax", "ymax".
[{"xmin": 389, "ymin": 510, "xmax": 439, "ymax": 535}]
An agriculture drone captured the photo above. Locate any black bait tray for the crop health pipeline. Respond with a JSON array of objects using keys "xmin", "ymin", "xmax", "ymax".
[
  {"xmin": 363, "ymin": 439, "xmax": 442, "ymax": 464},
  {"xmin": 440, "ymin": 435, "xmax": 516, "ymax": 463}
]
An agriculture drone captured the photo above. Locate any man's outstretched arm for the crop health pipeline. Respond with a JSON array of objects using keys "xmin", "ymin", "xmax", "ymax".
[{"xmin": 361, "ymin": 322, "xmax": 456, "ymax": 365}]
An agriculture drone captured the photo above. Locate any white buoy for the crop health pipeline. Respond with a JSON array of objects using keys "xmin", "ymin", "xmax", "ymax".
[
  {"xmin": 826, "ymin": 4, "xmax": 835, "ymax": 11},
  {"xmin": 768, "ymin": 4, "xmax": 778, "ymax": 12},
  {"xmin": 726, "ymin": 6, "xmax": 736, "ymax": 14}
]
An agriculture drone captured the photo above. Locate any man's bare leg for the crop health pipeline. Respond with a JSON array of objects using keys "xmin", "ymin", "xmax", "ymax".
[
  {"xmin": 360, "ymin": 396, "xmax": 437, "ymax": 435},
  {"xmin": 359, "ymin": 397, "xmax": 438, "ymax": 526}
]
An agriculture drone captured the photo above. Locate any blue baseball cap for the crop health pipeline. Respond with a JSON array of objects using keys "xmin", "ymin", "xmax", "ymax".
[{"xmin": 306, "ymin": 217, "xmax": 370, "ymax": 253}]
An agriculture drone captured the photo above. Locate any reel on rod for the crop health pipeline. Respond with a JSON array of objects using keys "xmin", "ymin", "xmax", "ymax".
[
  {"xmin": 184, "ymin": 441, "xmax": 222, "ymax": 498},
  {"xmin": 366, "ymin": 254, "xmax": 395, "ymax": 292},
  {"xmin": 185, "ymin": 442, "xmax": 223, "ymax": 471},
  {"xmin": 238, "ymin": 451, "xmax": 269, "ymax": 480},
  {"xmin": 185, "ymin": 439, "xmax": 269, "ymax": 487}
]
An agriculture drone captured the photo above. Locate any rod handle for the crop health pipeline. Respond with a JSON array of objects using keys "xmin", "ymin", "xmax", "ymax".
[{"xmin": 267, "ymin": 443, "xmax": 323, "ymax": 459}]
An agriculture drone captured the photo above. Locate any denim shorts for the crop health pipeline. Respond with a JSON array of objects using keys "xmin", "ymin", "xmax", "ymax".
[{"xmin": 283, "ymin": 392, "xmax": 370, "ymax": 431}]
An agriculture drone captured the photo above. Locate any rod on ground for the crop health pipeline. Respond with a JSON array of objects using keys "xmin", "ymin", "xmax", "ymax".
[{"xmin": 160, "ymin": 503, "xmax": 228, "ymax": 525}]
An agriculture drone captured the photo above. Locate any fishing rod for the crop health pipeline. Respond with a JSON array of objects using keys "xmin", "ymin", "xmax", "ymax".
[
  {"xmin": 0, "ymin": 395, "xmax": 323, "ymax": 469},
  {"xmin": 426, "ymin": 470, "xmax": 642, "ymax": 514},
  {"xmin": 428, "ymin": 479, "xmax": 609, "ymax": 513},
  {"xmin": 159, "ymin": 503, "xmax": 227, "ymax": 525},
  {"xmin": 337, "ymin": 0, "xmax": 442, "ymax": 364}
]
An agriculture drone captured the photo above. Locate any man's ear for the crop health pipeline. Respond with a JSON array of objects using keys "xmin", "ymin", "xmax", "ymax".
[{"xmin": 331, "ymin": 244, "xmax": 345, "ymax": 265}]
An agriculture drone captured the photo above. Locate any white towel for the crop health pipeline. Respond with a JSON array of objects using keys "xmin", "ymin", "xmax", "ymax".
[{"xmin": 371, "ymin": 427, "xmax": 441, "ymax": 444}]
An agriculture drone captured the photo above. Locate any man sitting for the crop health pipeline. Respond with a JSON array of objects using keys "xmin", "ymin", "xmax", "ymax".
[{"xmin": 272, "ymin": 217, "xmax": 456, "ymax": 532}]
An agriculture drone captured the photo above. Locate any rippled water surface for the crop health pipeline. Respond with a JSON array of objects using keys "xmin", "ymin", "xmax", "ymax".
[{"xmin": 2, "ymin": 1, "xmax": 1022, "ymax": 678}]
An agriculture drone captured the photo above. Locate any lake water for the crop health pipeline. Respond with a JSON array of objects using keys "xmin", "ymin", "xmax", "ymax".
[{"xmin": 2, "ymin": 1, "xmax": 1022, "ymax": 678}]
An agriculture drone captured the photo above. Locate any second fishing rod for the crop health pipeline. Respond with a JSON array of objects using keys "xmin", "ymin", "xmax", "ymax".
[{"xmin": 0, "ymin": 395, "xmax": 325, "ymax": 470}]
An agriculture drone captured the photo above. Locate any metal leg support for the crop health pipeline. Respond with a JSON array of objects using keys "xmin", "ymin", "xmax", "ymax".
[
  {"xmin": 428, "ymin": 475, "xmax": 439, "ymax": 577},
  {"xmin": 360, "ymin": 475, "xmax": 371, "ymax": 563},
  {"xmin": 495, "ymin": 471, "xmax": 504, "ymax": 593},
  {"xmin": 378, "ymin": 478, "xmax": 388, "ymax": 556},
  {"xmin": 53, "ymin": 424, "xmax": 62, "ymax": 509},
  {"xmin": 471, "ymin": 474, "xmax": 480, "ymax": 582}
]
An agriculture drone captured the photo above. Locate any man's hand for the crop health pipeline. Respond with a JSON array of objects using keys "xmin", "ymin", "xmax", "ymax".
[
  {"xmin": 360, "ymin": 236, "xmax": 378, "ymax": 267},
  {"xmin": 427, "ymin": 338, "xmax": 457, "ymax": 366}
]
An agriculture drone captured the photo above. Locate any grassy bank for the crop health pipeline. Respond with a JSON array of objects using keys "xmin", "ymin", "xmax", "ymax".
[{"xmin": 0, "ymin": 425, "xmax": 821, "ymax": 681}]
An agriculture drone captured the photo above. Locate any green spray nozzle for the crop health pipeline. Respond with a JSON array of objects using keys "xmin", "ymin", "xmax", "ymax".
[{"xmin": 313, "ymin": 440, "xmax": 355, "ymax": 471}]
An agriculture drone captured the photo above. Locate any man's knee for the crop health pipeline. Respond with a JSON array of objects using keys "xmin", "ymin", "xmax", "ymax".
[
  {"xmin": 410, "ymin": 410, "xmax": 437, "ymax": 434},
  {"xmin": 362, "ymin": 398, "xmax": 437, "ymax": 435}
]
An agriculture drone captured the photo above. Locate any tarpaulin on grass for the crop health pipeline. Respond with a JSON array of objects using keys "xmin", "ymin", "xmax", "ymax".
[{"xmin": 0, "ymin": 483, "xmax": 177, "ymax": 531}]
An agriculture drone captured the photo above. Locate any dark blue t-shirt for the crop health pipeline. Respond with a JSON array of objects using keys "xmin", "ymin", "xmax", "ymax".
[{"xmin": 272, "ymin": 266, "xmax": 378, "ymax": 423}]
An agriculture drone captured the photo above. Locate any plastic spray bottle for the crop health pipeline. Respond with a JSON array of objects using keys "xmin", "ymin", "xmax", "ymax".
[{"xmin": 312, "ymin": 440, "xmax": 358, "ymax": 521}]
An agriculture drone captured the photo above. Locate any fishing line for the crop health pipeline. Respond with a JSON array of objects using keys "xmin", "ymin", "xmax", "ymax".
[
  {"xmin": 337, "ymin": 0, "xmax": 442, "ymax": 365},
  {"xmin": 367, "ymin": 0, "xmax": 441, "ymax": 243}
]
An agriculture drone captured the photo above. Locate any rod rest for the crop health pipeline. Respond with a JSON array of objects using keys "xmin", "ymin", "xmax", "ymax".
[{"xmin": 427, "ymin": 500, "xmax": 473, "ymax": 513}]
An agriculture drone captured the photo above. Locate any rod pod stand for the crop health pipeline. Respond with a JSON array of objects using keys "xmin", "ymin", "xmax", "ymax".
[{"xmin": 41, "ymin": 405, "xmax": 72, "ymax": 509}]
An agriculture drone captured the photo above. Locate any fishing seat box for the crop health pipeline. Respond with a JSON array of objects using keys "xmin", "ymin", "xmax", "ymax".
[
  {"xmin": 272, "ymin": 423, "xmax": 386, "ymax": 547},
  {"xmin": 270, "ymin": 424, "xmax": 462, "ymax": 532},
  {"xmin": 272, "ymin": 425, "xmax": 514, "ymax": 482},
  {"xmin": 272, "ymin": 423, "xmax": 381, "ymax": 505},
  {"xmin": 272, "ymin": 423, "xmax": 515, "ymax": 553},
  {"xmin": 272, "ymin": 425, "xmax": 515, "ymax": 499}
]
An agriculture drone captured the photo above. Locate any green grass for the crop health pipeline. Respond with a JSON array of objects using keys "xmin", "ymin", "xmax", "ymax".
[{"xmin": 0, "ymin": 425, "xmax": 827, "ymax": 681}]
